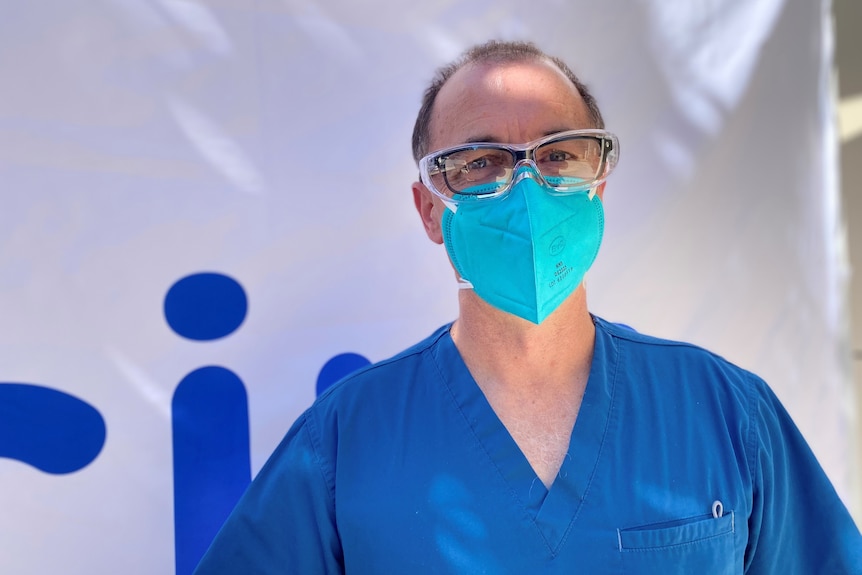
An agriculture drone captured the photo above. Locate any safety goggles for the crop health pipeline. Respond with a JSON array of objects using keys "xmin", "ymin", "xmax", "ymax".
[{"xmin": 419, "ymin": 129, "xmax": 619, "ymax": 203}]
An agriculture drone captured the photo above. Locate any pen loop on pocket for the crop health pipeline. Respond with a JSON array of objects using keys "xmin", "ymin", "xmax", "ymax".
[{"xmin": 711, "ymin": 500, "xmax": 724, "ymax": 519}]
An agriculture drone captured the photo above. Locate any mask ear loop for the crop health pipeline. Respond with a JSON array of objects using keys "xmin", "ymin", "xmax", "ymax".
[{"xmin": 441, "ymin": 197, "xmax": 458, "ymax": 213}]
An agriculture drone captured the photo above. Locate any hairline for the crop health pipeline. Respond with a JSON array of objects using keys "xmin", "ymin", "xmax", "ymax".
[{"xmin": 411, "ymin": 42, "xmax": 606, "ymax": 164}]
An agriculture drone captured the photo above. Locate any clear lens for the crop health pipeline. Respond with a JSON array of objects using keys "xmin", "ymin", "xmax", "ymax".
[
  {"xmin": 437, "ymin": 148, "xmax": 515, "ymax": 194},
  {"xmin": 422, "ymin": 130, "xmax": 618, "ymax": 201},
  {"xmin": 535, "ymin": 136, "xmax": 603, "ymax": 181}
]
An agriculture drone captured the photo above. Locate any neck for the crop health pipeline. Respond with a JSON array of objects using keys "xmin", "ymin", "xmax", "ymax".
[{"xmin": 451, "ymin": 285, "xmax": 596, "ymax": 392}]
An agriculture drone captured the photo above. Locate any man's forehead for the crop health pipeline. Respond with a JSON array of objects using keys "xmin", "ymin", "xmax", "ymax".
[
  {"xmin": 429, "ymin": 58, "xmax": 590, "ymax": 146},
  {"xmin": 440, "ymin": 58, "xmax": 578, "ymax": 100}
]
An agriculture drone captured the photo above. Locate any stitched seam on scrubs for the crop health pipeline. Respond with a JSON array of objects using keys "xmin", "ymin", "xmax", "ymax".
[
  {"xmin": 743, "ymin": 373, "xmax": 762, "ymax": 572},
  {"xmin": 313, "ymin": 325, "xmax": 451, "ymax": 404},
  {"xmin": 618, "ymin": 511, "xmax": 735, "ymax": 552},
  {"xmin": 618, "ymin": 527, "xmax": 735, "ymax": 552},
  {"xmin": 744, "ymin": 373, "xmax": 759, "ymax": 493},
  {"xmin": 428, "ymin": 338, "xmax": 549, "ymax": 551},
  {"xmin": 550, "ymin": 325, "xmax": 622, "ymax": 556},
  {"xmin": 598, "ymin": 317, "xmax": 738, "ymax": 356},
  {"xmin": 303, "ymin": 410, "xmax": 337, "ymax": 503}
]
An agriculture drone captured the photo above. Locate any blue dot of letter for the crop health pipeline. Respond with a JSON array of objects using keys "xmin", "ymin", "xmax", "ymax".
[
  {"xmin": 316, "ymin": 353, "xmax": 371, "ymax": 396},
  {"xmin": 164, "ymin": 273, "xmax": 248, "ymax": 341}
]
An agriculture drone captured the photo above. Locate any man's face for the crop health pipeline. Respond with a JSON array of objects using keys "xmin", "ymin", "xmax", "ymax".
[{"xmin": 413, "ymin": 59, "xmax": 601, "ymax": 244}]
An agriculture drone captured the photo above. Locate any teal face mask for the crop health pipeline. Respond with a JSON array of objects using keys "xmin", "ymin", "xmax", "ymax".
[{"xmin": 441, "ymin": 172, "xmax": 604, "ymax": 324}]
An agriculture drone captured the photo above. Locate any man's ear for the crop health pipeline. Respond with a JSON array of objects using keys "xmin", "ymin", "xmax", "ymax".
[
  {"xmin": 412, "ymin": 181, "xmax": 444, "ymax": 245},
  {"xmin": 595, "ymin": 181, "xmax": 606, "ymax": 201}
]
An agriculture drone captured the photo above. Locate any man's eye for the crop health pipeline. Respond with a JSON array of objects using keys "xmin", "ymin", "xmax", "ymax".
[
  {"xmin": 463, "ymin": 157, "xmax": 488, "ymax": 172},
  {"xmin": 547, "ymin": 150, "xmax": 572, "ymax": 162}
]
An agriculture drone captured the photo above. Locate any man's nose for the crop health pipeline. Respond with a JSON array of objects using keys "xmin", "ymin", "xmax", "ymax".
[{"xmin": 511, "ymin": 160, "xmax": 544, "ymax": 186}]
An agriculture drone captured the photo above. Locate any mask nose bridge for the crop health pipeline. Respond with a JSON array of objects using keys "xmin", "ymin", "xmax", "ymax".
[{"xmin": 511, "ymin": 157, "xmax": 548, "ymax": 187}]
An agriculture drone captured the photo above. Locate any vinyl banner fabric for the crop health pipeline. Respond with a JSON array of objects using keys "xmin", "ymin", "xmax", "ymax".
[{"xmin": 0, "ymin": 0, "xmax": 853, "ymax": 573}]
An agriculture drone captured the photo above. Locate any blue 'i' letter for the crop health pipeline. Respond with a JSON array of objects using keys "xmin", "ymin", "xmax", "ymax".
[{"xmin": 166, "ymin": 273, "xmax": 251, "ymax": 575}]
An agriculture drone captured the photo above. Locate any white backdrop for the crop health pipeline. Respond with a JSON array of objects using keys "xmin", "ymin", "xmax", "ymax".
[{"xmin": 0, "ymin": 0, "xmax": 855, "ymax": 573}]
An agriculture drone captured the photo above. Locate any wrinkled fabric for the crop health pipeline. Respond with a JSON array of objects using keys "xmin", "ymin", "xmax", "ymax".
[{"xmin": 195, "ymin": 317, "xmax": 862, "ymax": 574}]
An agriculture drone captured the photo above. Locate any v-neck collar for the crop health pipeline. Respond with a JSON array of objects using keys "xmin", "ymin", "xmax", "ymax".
[{"xmin": 431, "ymin": 317, "xmax": 618, "ymax": 554}]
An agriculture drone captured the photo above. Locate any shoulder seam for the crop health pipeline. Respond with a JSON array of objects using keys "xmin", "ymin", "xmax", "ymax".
[
  {"xmin": 315, "ymin": 324, "xmax": 453, "ymax": 403},
  {"xmin": 745, "ymin": 372, "xmax": 761, "ymax": 489},
  {"xmin": 301, "ymin": 410, "xmax": 337, "ymax": 502},
  {"xmin": 595, "ymin": 318, "xmax": 748, "ymax": 372}
]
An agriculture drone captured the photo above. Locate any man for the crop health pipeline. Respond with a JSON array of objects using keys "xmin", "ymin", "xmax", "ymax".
[{"xmin": 195, "ymin": 40, "xmax": 861, "ymax": 573}]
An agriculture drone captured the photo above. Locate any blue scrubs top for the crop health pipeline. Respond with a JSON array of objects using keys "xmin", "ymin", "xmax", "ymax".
[{"xmin": 194, "ymin": 317, "xmax": 862, "ymax": 574}]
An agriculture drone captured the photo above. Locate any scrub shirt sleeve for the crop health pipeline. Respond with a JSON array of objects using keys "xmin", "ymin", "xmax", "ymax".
[
  {"xmin": 193, "ymin": 411, "xmax": 343, "ymax": 575},
  {"xmin": 744, "ymin": 376, "xmax": 862, "ymax": 574}
]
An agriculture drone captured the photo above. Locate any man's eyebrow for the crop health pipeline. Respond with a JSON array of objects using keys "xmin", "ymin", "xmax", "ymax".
[
  {"xmin": 462, "ymin": 129, "xmax": 576, "ymax": 145},
  {"xmin": 463, "ymin": 135, "xmax": 498, "ymax": 144},
  {"xmin": 543, "ymin": 128, "xmax": 574, "ymax": 137}
]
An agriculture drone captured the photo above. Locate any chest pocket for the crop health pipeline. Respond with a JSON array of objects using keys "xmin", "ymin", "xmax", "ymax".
[{"xmin": 617, "ymin": 512, "xmax": 737, "ymax": 574}]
